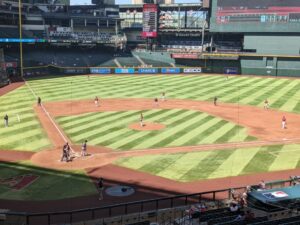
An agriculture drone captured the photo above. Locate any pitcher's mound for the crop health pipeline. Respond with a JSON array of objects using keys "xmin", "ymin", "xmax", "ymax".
[{"xmin": 129, "ymin": 122, "xmax": 166, "ymax": 131}]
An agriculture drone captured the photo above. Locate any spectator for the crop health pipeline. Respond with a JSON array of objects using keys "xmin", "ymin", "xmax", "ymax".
[
  {"xmin": 229, "ymin": 203, "xmax": 239, "ymax": 213},
  {"xmin": 233, "ymin": 211, "xmax": 245, "ymax": 221},
  {"xmin": 259, "ymin": 180, "xmax": 266, "ymax": 190},
  {"xmin": 244, "ymin": 210, "xmax": 255, "ymax": 222},
  {"xmin": 186, "ymin": 205, "xmax": 201, "ymax": 219}
]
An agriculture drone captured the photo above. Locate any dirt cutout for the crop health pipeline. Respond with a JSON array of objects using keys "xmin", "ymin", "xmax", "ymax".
[{"xmin": 129, "ymin": 122, "xmax": 166, "ymax": 131}]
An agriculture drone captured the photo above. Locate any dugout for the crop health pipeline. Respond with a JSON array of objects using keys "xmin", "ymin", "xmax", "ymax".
[{"xmin": 247, "ymin": 185, "xmax": 300, "ymax": 212}]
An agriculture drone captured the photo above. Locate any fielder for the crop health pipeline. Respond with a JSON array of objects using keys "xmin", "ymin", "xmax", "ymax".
[
  {"xmin": 94, "ymin": 96, "xmax": 99, "ymax": 107},
  {"xmin": 264, "ymin": 99, "xmax": 269, "ymax": 110},
  {"xmin": 161, "ymin": 92, "xmax": 166, "ymax": 101},
  {"xmin": 81, "ymin": 140, "xmax": 88, "ymax": 156},
  {"xmin": 214, "ymin": 96, "xmax": 218, "ymax": 106},
  {"xmin": 282, "ymin": 116, "xmax": 287, "ymax": 129},
  {"xmin": 140, "ymin": 113, "xmax": 144, "ymax": 127}
]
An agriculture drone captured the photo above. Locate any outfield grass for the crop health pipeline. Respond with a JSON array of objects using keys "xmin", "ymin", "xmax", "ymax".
[
  {"xmin": 26, "ymin": 75, "xmax": 300, "ymax": 113},
  {"xmin": 115, "ymin": 144, "xmax": 300, "ymax": 182},
  {"xmin": 56, "ymin": 109, "xmax": 255, "ymax": 150},
  {"xmin": 0, "ymin": 161, "xmax": 97, "ymax": 200}
]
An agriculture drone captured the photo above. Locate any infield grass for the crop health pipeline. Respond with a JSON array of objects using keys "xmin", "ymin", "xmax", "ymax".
[{"xmin": 56, "ymin": 109, "xmax": 254, "ymax": 150}]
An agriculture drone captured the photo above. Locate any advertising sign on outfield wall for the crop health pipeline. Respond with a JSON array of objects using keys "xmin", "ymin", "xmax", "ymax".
[
  {"xmin": 115, "ymin": 68, "xmax": 135, "ymax": 74},
  {"xmin": 161, "ymin": 68, "xmax": 180, "ymax": 74},
  {"xmin": 64, "ymin": 69, "xmax": 86, "ymax": 74},
  {"xmin": 138, "ymin": 68, "xmax": 158, "ymax": 74},
  {"xmin": 90, "ymin": 68, "xmax": 111, "ymax": 74},
  {"xmin": 183, "ymin": 68, "xmax": 202, "ymax": 73},
  {"xmin": 224, "ymin": 67, "xmax": 238, "ymax": 74}
]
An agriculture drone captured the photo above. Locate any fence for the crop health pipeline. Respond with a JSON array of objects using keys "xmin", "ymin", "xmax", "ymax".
[{"xmin": 22, "ymin": 65, "xmax": 205, "ymax": 77}]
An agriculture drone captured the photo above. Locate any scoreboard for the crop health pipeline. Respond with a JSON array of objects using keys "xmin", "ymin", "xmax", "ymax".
[
  {"xmin": 142, "ymin": 4, "xmax": 158, "ymax": 38},
  {"xmin": 210, "ymin": 0, "xmax": 300, "ymax": 32}
]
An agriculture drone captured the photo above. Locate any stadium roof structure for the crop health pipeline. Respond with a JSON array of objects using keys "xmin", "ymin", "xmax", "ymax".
[{"xmin": 248, "ymin": 185, "xmax": 300, "ymax": 211}]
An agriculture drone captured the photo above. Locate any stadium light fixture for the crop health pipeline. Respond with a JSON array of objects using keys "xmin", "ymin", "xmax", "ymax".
[{"xmin": 18, "ymin": 0, "xmax": 24, "ymax": 77}]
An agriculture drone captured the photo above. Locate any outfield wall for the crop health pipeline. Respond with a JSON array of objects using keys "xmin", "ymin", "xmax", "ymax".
[{"xmin": 175, "ymin": 57, "xmax": 300, "ymax": 77}]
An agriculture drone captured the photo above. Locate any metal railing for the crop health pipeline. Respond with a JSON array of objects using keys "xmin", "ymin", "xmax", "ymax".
[{"xmin": 3, "ymin": 178, "xmax": 294, "ymax": 225}]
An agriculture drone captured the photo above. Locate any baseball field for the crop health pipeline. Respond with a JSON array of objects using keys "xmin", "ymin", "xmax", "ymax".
[{"xmin": 1, "ymin": 74, "xmax": 300, "ymax": 208}]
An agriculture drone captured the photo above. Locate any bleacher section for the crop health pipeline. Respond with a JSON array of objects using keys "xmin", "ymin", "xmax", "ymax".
[
  {"xmin": 0, "ymin": 27, "xmax": 44, "ymax": 39},
  {"xmin": 134, "ymin": 51, "xmax": 175, "ymax": 67},
  {"xmin": 116, "ymin": 56, "xmax": 141, "ymax": 67},
  {"xmin": 3, "ymin": 47, "xmax": 117, "ymax": 67}
]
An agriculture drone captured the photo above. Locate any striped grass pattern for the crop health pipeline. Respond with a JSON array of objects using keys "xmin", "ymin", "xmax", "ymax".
[
  {"xmin": 56, "ymin": 109, "xmax": 254, "ymax": 150},
  {"xmin": 116, "ymin": 144, "xmax": 300, "ymax": 182},
  {"xmin": 26, "ymin": 75, "xmax": 300, "ymax": 113},
  {"xmin": 1, "ymin": 74, "xmax": 300, "ymax": 152},
  {"xmin": 0, "ymin": 86, "xmax": 51, "ymax": 151}
]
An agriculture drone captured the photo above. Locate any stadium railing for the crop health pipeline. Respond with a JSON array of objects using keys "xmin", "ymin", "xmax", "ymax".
[{"xmin": 2, "ymin": 178, "xmax": 294, "ymax": 225}]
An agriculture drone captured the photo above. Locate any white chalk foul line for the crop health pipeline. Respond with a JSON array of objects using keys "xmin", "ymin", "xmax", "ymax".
[{"xmin": 25, "ymin": 81, "xmax": 70, "ymax": 146}]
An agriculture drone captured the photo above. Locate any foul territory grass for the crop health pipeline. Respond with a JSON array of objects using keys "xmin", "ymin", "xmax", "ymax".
[
  {"xmin": 0, "ymin": 86, "xmax": 51, "ymax": 151},
  {"xmin": 0, "ymin": 161, "xmax": 97, "ymax": 201},
  {"xmin": 115, "ymin": 144, "xmax": 300, "ymax": 182},
  {"xmin": 56, "ymin": 109, "xmax": 254, "ymax": 150}
]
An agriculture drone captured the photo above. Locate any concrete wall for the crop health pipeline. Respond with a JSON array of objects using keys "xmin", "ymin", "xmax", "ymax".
[{"xmin": 244, "ymin": 35, "xmax": 300, "ymax": 55}]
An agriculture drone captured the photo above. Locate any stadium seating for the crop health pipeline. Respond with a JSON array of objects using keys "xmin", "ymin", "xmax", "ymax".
[{"xmin": 134, "ymin": 51, "xmax": 175, "ymax": 67}]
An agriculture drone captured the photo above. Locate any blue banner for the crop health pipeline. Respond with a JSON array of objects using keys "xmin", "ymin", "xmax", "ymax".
[
  {"xmin": 0, "ymin": 38, "xmax": 45, "ymax": 43},
  {"xmin": 224, "ymin": 67, "xmax": 238, "ymax": 74},
  {"xmin": 90, "ymin": 68, "xmax": 111, "ymax": 74},
  {"xmin": 161, "ymin": 68, "xmax": 180, "ymax": 74},
  {"xmin": 115, "ymin": 68, "xmax": 135, "ymax": 74},
  {"xmin": 138, "ymin": 68, "xmax": 158, "ymax": 74}
]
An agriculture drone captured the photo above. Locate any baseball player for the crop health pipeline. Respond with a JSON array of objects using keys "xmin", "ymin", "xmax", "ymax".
[
  {"xmin": 154, "ymin": 98, "xmax": 159, "ymax": 107},
  {"xmin": 61, "ymin": 142, "xmax": 70, "ymax": 162},
  {"xmin": 97, "ymin": 177, "xmax": 104, "ymax": 200},
  {"xmin": 140, "ymin": 113, "xmax": 144, "ymax": 127},
  {"xmin": 214, "ymin": 96, "xmax": 218, "ymax": 106},
  {"xmin": 81, "ymin": 140, "xmax": 88, "ymax": 156},
  {"xmin": 282, "ymin": 116, "xmax": 287, "ymax": 129},
  {"xmin": 94, "ymin": 96, "xmax": 99, "ymax": 107},
  {"xmin": 161, "ymin": 92, "xmax": 166, "ymax": 101},
  {"xmin": 4, "ymin": 114, "xmax": 8, "ymax": 127},
  {"xmin": 264, "ymin": 99, "xmax": 269, "ymax": 110},
  {"xmin": 37, "ymin": 97, "xmax": 41, "ymax": 106}
]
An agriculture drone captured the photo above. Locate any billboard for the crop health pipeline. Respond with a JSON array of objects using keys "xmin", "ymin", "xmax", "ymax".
[
  {"xmin": 161, "ymin": 68, "xmax": 180, "ymax": 74},
  {"xmin": 183, "ymin": 68, "xmax": 202, "ymax": 73},
  {"xmin": 171, "ymin": 53, "xmax": 199, "ymax": 59},
  {"xmin": 138, "ymin": 68, "xmax": 158, "ymax": 74},
  {"xmin": 90, "ymin": 68, "xmax": 111, "ymax": 74},
  {"xmin": 115, "ymin": 68, "xmax": 135, "ymax": 74},
  {"xmin": 224, "ymin": 67, "xmax": 238, "ymax": 74},
  {"xmin": 211, "ymin": 0, "xmax": 300, "ymax": 32},
  {"xmin": 142, "ymin": 4, "xmax": 158, "ymax": 38}
]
